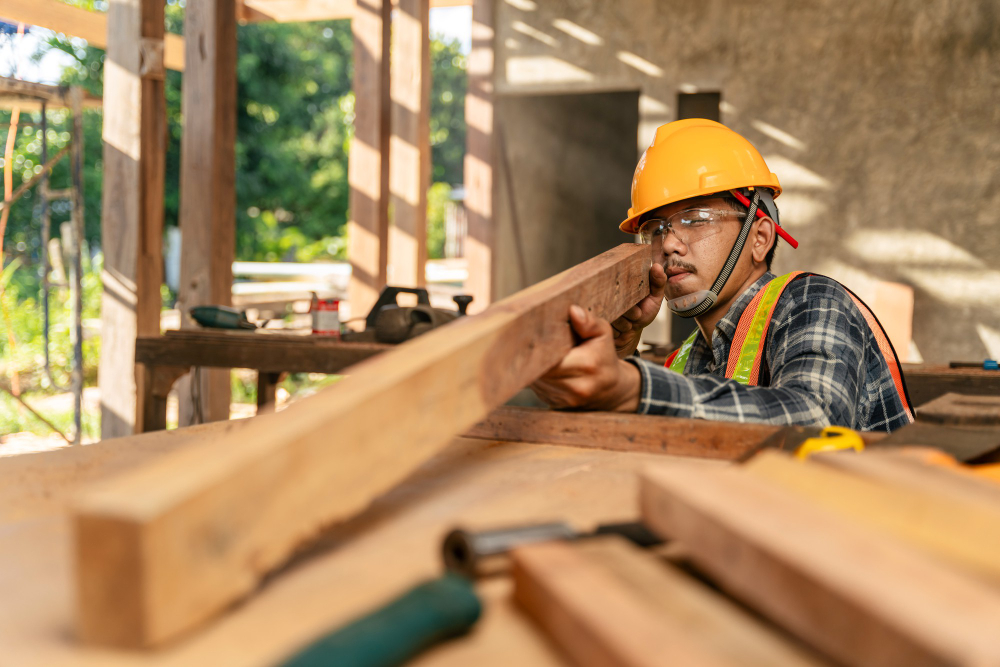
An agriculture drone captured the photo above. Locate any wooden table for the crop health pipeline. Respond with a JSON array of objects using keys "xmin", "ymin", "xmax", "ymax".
[
  {"xmin": 134, "ymin": 330, "xmax": 392, "ymax": 432},
  {"xmin": 0, "ymin": 420, "xmax": 715, "ymax": 666},
  {"xmin": 902, "ymin": 364, "xmax": 1000, "ymax": 407}
]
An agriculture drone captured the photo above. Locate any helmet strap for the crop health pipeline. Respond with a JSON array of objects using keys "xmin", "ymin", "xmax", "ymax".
[{"xmin": 668, "ymin": 190, "xmax": 760, "ymax": 318}]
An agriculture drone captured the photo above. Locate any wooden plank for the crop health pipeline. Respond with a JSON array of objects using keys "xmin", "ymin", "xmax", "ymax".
[
  {"xmin": 347, "ymin": 0, "xmax": 392, "ymax": 321},
  {"xmin": 0, "ymin": 0, "xmax": 184, "ymax": 71},
  {"xmin": 877, "ymin": 421, "xmax": 1000, "ymax": 462},
  {"xmin": 387, "ymin": 0, "xmax": 430, "ymax": 289},
  {"xmin": 462, "ymin": 0, "xmax": 495, "ymax": 312},
  {"xmin": 73, "ymin": 243, "xmax": 650, "ymax": 648},
  {"xmin": 916, "ymin": 392, "xmax": 1000, "ymax": 426},
  {"xmin": 97, "ymin": 0, "xmax": 167, "ymax": 438},
  {"xmin": 640, "ymin": 463, "xmax": 1000, "ymax": 667},
  {"xmin": 903, "ymin": 364, "xmax": 1000, "ymax": 408},
  {"xmin": 176, "ymin": 0, "xmax": 239, "ymax": 426},
  {"xmin": 745, "ymin": 450, "xmax": 1000, "ymax": 584},
  {"xmin": 135, "ymin": 333, "xmax": 390, "ymax": 374}
]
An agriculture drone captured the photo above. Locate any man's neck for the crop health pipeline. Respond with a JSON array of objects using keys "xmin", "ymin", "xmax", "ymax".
[{"xmin": 693, "ymin": 266, "xmax": 768, "ymax": 344}]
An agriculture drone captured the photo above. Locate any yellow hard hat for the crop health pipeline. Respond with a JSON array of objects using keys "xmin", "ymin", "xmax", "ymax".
[{"xmin": 620, "ymin": 119, "xmax": 783, "ymax": 235}]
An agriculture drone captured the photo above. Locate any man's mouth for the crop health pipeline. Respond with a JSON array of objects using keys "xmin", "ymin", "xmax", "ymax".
[{"xmin": 666, "ymin": 266, "xmax": 694, "ymax": 283}]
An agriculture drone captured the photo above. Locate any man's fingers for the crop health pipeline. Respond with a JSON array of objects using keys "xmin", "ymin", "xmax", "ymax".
[
  {"xmin": 569, "ymin": 304, "xmax": 610, "ymax": 340},
  {"xmin": 650, "ymin": 263, "xmax": 667, "ymax": 298},
  {"xmin": 624, "ymin": 305, "xmax": 643, "ymax": 321},
  {"xmin": 611, "ymin": 317, "xmax": 633, "ymax": 334}
]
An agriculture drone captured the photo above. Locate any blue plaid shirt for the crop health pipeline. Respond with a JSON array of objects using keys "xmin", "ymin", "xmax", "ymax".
[{"xmin": 625, "ymin": 272, "xmax": 913, "ymax": 432}]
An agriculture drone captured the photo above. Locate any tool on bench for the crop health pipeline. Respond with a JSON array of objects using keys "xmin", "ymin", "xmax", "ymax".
[
  {"xmin": 189, "ymin": 305, "xmax": 259, "ymax": 330},
  {"xmin": 277, "ymin": 574, "xmax": 481, "ymax": 667},
  {"xmin": 342, "ymin": 286, "xmax": 474, "ymax": 344},
  {"xmin": 442, "ymin": 520, "xmax": 664, "ymax": 578},
  {"xmin": 795, "ymin": 426, "xmax": 866, "ymax": 460},
  {"xmin": 950, "ymin": 359, "xmax": 999, "ymax": 370}
]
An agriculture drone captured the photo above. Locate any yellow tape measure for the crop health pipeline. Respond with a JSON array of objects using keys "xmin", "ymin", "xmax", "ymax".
[{"xmin": 795, "ymin": 426, "xmax": 865, "ymax": 460}]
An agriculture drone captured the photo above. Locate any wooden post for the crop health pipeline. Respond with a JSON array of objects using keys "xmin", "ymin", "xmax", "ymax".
[
  {"xmin": 387, "ymin": 0, "xmax": 430, "ymax": 288},
  {"xmin": 97, "ymin": 0, "xmax": 166, "ymax": 438},
  {"xmin": 347, "ymin": 0, "xmax": 392, "ymax": 322},
  {"xmin": 462, "ymin": 0, "xmax": 494, "ymax": 312},
  {"xmin": 176, "ymin": 0, "xmax": 238, "ymax": 425}
]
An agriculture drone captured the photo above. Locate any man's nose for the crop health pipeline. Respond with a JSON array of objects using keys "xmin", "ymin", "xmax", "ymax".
[{"xmin": 660, "ymin": 229, "xmax": 686, "ymax": 255}]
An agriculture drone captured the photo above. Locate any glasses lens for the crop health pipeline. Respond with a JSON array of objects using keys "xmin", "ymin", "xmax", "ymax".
[
  {"xmin": 638, "ymin": 219, "xmax": 668, "ymax": 245},
  {"xmin": 665, "ymin": 208, "xmax": 733, "ymax": 245}
]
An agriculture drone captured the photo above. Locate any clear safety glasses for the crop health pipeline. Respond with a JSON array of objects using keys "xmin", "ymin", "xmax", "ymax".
[{"xmin": 637, "ymin": 208, "xmax": 742, "ymax": 247}]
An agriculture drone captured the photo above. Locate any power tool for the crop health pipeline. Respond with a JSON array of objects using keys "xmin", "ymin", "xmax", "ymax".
[{"xmin": 343, "ymin": 286, "xmax": 473, "ymax": 344}]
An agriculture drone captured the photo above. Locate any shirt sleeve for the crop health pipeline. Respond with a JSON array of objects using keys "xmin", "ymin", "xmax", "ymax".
[{"xmin": 623, "ymin": 283, "xmax": 869, "ymax": 427}]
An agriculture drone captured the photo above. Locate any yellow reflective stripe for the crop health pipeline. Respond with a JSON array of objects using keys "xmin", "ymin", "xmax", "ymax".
[
  {"xmin": 730, "ymin": 272, "xmax": 797, "ymax": 385},
  {"xmin": 668, "ymin": 330, "xmax": 700, "ymax": 374}
]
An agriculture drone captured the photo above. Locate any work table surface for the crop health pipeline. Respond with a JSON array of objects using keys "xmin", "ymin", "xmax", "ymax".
[{"xmin": 0, "ymin": 423, "xmax": 715, "ymax": 666}]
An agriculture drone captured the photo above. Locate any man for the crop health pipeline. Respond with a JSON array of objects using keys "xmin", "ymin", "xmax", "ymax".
[{"xmin": 532, "ymin": 119, "xmax": 913, "ymax": 432}]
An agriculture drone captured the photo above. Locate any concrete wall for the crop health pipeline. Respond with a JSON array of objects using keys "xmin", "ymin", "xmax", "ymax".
[
  {"xmin": 494, "ymin": 91, "xmax": 639, "ymax": 299},
  {"xmin": 492, "ymin": 0, "xmax": 1000, "ymax": 364}
]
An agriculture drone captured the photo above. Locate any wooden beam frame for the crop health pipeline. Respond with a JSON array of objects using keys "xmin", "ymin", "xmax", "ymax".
[
  {"xmin": 346, "ymin": 0, "xmax": 393, "ymax": 321},
  {"xmin": 175, "ymin": 0, "xmax": 239, "ymax": 426},
  {"xmin": 73, "ymin": 243, "xmax": 650, "ymax": 648},
  {"xmin": 387, "ymin": 0, "xmax": 431, "ymax": 288},
  {"xmin": 97, "ymin": 0, "xmax": 167, "ymax": 438}
]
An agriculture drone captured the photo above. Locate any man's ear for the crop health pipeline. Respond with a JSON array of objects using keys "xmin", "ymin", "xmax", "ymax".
[{"xmin": 751, "ymin": 216, "xmax": 776, "ymax": 265}]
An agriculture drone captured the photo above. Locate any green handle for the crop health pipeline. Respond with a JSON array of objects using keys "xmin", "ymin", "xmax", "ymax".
[{"xmin": 278, "ymin": 574, "xmax": 481, "ymax": 667}]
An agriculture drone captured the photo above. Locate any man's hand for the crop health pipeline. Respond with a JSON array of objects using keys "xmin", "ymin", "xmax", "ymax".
[
  {"xmin": 532, "ymin": 305, "xmax": 641, "ymax": 412},
  {"xmin": 611, "ymin": 263, "xmax": 667, "ymax": 357}
]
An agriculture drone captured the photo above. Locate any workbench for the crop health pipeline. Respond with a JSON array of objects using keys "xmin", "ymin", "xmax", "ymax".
[
  {"xmin": 134, "ymin": 330, "xmax": 392, "ymax": 431},
  {"xmin": 0, "ymin": 421, "xmax": 703, "ymax": 666}
]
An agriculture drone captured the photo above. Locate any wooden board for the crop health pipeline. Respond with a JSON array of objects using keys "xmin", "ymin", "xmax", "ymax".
[
  {"xmin": 347, "ymin": 0, "xmax": 392, "ymax": 320},
  {"xmin": 387, "ymin": 0, "xmax": 430, "ymax": 288},
  {"xmin": 640, "ymin": 463, "xmax": 1000, "ymax": 667},
  {"xmin": 745, "ymin": 450, "xmax": 1000, "ymax": 583},
  {"xmin": 1, "ymin": 434, "xmax": 692, "ymax": 666},
  {"xmin": 876, "ymin": 421, "xmax": 1000, "ymax": 462},
  {"xmin": 512, "ymin": 537, "xmax": 827, "ymax": 667},
  {"xmin": 462, "ymin": 0, "xmax": 495, "ymax": 312},
  {"xmin": 73, "ymin": 244, "xmax": 650, "ymax": 648},
  {"xmin": 916, "ymin": 392, "xmax": 1000, "ymax": 427},
  {"xmin": 97, "ymin": 0, "xmax": 167, "ymax": 438},
  {"xmin": 903, "ymin": 364, "xmax": 1000, "ymax": 408},
  {"xmin": 136, "ymin": 332, "xmax": 391, "ymax": 374}
]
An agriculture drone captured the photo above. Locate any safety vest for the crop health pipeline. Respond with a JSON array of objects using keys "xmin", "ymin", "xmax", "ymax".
[{"xmin": 663, "ymin": 272, "xmax": 913, "ymax": 418}]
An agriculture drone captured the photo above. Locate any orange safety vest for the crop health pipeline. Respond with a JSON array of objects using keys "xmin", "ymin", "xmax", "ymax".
[{"xmin": 663, "ymin": 272, "xmax": 913, "ymax": 419}]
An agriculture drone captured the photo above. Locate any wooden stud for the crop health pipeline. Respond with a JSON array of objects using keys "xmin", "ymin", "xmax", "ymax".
[
  {"xmin": 387, "ymin": 0, "xmax": 431, "ymax": 289},
  {"xmin": 641, "ymin": 463, "xmax": 1000, "ymax": 666},
  {"xmin": 512, "ymin": 537, "xmax": 826, "ymax": 667},
  {"xmin": 462, "ymin": 0, "xmax": 495, "ymax": 312},
  {"xmin": 176, "ymin": 0, "xmax": 238, "ymax": 426},
  {"xmin": 97, "ymin": 0, "xmax": 167, "ymax": 438},
  {"xmin": 347, "ymin": 0, "xmax": 393, "ymax": 322},
  {"xmin": 73, "ymin": 243, "xmax": 650, "ymax": 648}
]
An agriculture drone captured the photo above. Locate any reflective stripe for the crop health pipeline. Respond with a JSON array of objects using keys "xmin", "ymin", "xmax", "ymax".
[
  {"xmin": 666, "ymin": 329, "xmax": 699, "ymax": 374},
  {"xmin": 726, "ymin": 272, "xmax": 802, "ymax": 384}
]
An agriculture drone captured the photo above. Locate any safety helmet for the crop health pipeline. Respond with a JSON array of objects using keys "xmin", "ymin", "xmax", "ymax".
[{"xmin": 620, "ymin": 119, "xmax": 789, "ymax": 242}]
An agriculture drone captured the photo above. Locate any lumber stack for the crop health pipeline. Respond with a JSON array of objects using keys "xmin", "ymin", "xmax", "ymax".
[{"xmin": 512, "ymin": 447, "xmax": 1000, "ymax": 667}]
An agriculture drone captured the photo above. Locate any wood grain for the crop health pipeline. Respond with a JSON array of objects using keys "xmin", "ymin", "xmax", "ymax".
[
  {"xmin": 916, "ymin": 392, "xmax": 1000, "ymax": 427},
  {"xmin": 641, "ymin": 463, "xmax": 1000, "ymax": 667},
  {"xmin": 903, "ymin": 364, "xmax": 1000, "ymax": 408},
  {"xmin": 73, "ymin": 243, "xmax": 650, "ymax": 648}
]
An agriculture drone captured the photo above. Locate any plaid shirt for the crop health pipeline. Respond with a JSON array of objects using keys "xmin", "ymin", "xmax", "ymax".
[{"xmin": 625, "ymin": 272, "xmax": 913, "ymax": 432}]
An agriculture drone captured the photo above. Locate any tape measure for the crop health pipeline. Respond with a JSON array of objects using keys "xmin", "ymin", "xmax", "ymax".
[{"xmin": 795, "ymin": 426, "xmax": 865, "ymax": 460}]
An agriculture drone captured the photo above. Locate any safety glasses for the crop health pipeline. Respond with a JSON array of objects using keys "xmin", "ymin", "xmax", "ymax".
[{"xmin": 637, "ymin": 208, "xmax": 741, "ymax": 246}]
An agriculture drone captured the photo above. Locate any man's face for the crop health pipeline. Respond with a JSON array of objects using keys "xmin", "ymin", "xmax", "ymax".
[{"xmin": 641, "ymin": 195, "xmax": 746, "ymax": 301}]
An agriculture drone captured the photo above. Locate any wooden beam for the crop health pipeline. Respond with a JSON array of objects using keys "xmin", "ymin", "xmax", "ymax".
[
  {"xmin": 73, "ymin": 243, "xmax": 650, "ymax": 648},
  {"xmin": 97, "ymin": 0, "xmax": 167, "ymax": 438},
  {"xmin": 135, "ymin": 332, "xmax": 390, "ymax": 373},
  {"xmin": 640, "ymin": 463, "xmax": 1000, "ymax": 666},
  {"xmin": 387, "ymin": 0, "xmax": 430, "ymax": 288},
  {"xmin": 462, "ymin": 0, "xmax": 495, "ymax": 313},
  {"xmin": 512, "ymin": 537, "xmax": 825, "ymax": 667},
  {"xmin": 346, "ymin": 0, "xmax": 392, "ymax": 322},
  {"xmin": 239, "ymin": 0, "xmax": 470, "ymax": 23},
  {"xmin": 0, "ymin": 0, "xmax": 184, "ymax": 71},
  {"xmin": 903, "ymin": 364, "xmax": 1000, "ymax": 408},
  {"xmin": 916, "ymin": 392, "xmax": 1000, "ymax": 427},
  {"xmin": 176, "ymin": 0, "xmax": 239, "ymax": 427},
  {"xmin": 745, "ymin": 450, "xmax": 1000, "ymax": 584}
]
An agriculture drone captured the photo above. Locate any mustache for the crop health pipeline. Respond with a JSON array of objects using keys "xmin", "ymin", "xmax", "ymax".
[{"xmin": 665, "ymin": 260, "xmax": 697, "ymax": 274}]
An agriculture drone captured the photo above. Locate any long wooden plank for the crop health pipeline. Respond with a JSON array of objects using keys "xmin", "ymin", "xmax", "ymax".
[
  {"xmin": 175, "ymin": 0, "xmax": 239, "ymax": 426},
  {"xmin": 903, "ymin": 363, "xmax": 1000, "ymax": 408},
  {"xmin": 73, "ymin": 243, "xmax": 650, "ymax": 648},
  {"xmin": 387, "ymin": 0, "xmax": 430, "ymax": 288},
  {"xmin": 640, "ymin": 464, "xmax": 1000, "ymax": 666},
  {"xmin": 135, "ymin": 334, "xmax": 390, "ymax": 373},
  {"xmin": 0, "ymin": 0, "xmax": 184, "ymax": 71},
  {"xmin": 346, "ymin": 0, "xmax": 392, "ymax": 321},
  {"xmin": 745, "ymin": 450, "xmax": 1000, "ymax": 583},
  {"xmin": 97, "ymin": 0, "xmax": 167, "ymax": 438},
  {"xmin": 916, "ymin": 392, "xmax": 1000, "ymax": 426}
]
